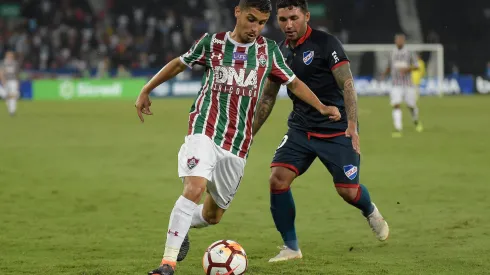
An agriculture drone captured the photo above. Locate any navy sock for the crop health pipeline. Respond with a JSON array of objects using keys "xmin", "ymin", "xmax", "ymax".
[
  {"xmin": 270, "ymin": 188, "xmax": 299, "ymax": 251},
  {"xmin": 349, "ymin": 184, "xmax": 375, "ymax": 217}
]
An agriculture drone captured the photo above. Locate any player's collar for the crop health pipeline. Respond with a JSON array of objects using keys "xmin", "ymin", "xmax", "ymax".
[
  {"xmin": 286, "ymin": 25, "xmax": 312, "ymax": 48},
  {"xmin": 226, "ymin": 32, "xmax": 256, "ymax": 47}
]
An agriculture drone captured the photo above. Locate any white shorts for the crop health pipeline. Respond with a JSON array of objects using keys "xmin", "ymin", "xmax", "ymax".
[
  {"xmin": 177, "ymin": 134, "xmax": 246, "ymax": 209},
  {"xmin": 390, "ymin": 86, "xmax": 417, "ymax": 107},
  {"xmin": 5, "ymin": 80, "xmax": 19, "ymax": 98}
]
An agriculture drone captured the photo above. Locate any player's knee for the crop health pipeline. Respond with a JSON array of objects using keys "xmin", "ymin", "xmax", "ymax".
[
  {"xmin": 393, "ymin": 104, "xmax": 401, "ymax": 109},
  {"xmin": 269, "ymin": 170, "xmax": 294, "ymax": 191},
  {"xmin": 183, "ymin": 178, "xmax": 207, "ymax": 203},
  {"xmin": 336, "ymin": 187, "xmax": 358, "ymax": 202}
]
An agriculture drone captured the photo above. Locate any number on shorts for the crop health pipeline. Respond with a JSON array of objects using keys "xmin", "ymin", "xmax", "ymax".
[{"xmin": 276, "ymin": 135, "xmax": 288, "ymax": 150}]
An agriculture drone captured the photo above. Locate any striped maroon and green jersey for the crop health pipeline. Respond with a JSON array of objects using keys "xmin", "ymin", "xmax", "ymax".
[{"xmin": 180, "ymin": 32, "xmax": 296, "ymax": 158}]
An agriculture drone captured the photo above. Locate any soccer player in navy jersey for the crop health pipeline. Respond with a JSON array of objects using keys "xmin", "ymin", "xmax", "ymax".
[{"xmin": 252, "ymin": 0, "xmax": 389, "ymax": 262}]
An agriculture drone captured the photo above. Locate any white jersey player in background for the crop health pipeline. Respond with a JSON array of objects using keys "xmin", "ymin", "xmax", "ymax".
[
  {"xmin": 0, "ymin": 51, "xmax": 20, "ymax": 116},
  {"xmin": 382, "ymin": 34, "xmax": 423, "ymax": 138}
]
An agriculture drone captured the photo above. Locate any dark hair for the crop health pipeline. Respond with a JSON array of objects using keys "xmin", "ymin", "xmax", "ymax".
[
  {"xmin": 276, "ymin": 0, "xmax": 308, "ymax": 12},
  {"xmin": 239, "ymin": 0, "xmax": 272, "ymax": 13}
]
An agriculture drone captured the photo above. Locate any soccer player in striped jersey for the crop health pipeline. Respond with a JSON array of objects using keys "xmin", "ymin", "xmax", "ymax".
[
  {"xmin": 0, "ymin": 51, "xmax": 20, "ymax": 116},
  {"xmin": 135, "ymin": 1, "xmax": 340, "ymax": 274},
  {"xmin": 382, "ymin": 33, "xmax": 423, "ymax": 138}
]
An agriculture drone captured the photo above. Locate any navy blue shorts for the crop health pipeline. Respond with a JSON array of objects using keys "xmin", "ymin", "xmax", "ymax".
[{"xmin": 271, "ymin": 128, "xmax": 360, "ymax": 187}]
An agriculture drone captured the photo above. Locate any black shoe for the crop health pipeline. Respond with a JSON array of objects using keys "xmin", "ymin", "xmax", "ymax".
[
  {"xmin": 177, "ymin": 234, "xmax": 190, "ymax": 262},
  {"xmin": 148, "ymin": 264, "xmax": 174, "ymax": 275}
]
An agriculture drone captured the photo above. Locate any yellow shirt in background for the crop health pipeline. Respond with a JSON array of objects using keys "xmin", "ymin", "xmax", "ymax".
[{"xmin": 412, "ymin": 58, "xmax": 426, "ymax": 85}]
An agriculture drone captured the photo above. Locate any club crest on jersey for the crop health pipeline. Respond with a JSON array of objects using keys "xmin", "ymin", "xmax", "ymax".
[
  {"xmin": 303, "ymin": 51, "xmax": 314, "ymax": 65},
  {"xmin": 187, "ymin": 157, "xmax": 200, "ymax": 170},
  {"xmin": 233, "ymin": 52, "xmax": 247, "ymax": 61},
  {"xmin": 258, "ymin": 54, "xmax": 267, "ymax": 67},
  {"xmin": 343, "ymin": 165, "xmax": 358, "ymax": 180}
]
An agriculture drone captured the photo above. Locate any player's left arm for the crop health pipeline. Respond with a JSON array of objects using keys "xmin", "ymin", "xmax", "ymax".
[
  {"xmin": 252, "ymin": 79, "xmax": 280, "ymax": 136},
  {"xmin": 332, "ymin": 63, "xmax": 360, "ymax": 154},
  {"xmin": 329, "ymin": 36, "xmax": 360, "ymax": 154},
  {"xmin": 135, "ymin": 33, "xmax": 210, "ymax": 122}
]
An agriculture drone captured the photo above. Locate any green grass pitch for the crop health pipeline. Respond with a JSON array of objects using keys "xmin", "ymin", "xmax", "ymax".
[{"xmin": 1, "ymin": 96, "xmax": 489, "ymax": 274}]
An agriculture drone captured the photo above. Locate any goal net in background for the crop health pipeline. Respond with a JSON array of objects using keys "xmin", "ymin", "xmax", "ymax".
[
  {"xmin": 278, "ymin": 43, "xmax": 448, "ymax": 98},
  {"xmin": 344, "ymin": 43, "xmax": 446, "ymax": 97}
]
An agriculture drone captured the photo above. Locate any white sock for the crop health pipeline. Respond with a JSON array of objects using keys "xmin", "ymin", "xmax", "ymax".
[
  {"xmin": 190, "ymin": 204, "xmax": 209, "ymax": 228},
  {"xmin": 163, "ymin": 196, "xmax": 197, "ymax": 262},
  {"xmin": 7, "ymin": 98, "xmax": 16, "ymax": 114},
  {"xmin": 410, "ymin": 106, "xmax": 419, "ymax": 123},
  {"xmin": 392, "ymin": 108, "xmax": 402, "ymax": 131}
]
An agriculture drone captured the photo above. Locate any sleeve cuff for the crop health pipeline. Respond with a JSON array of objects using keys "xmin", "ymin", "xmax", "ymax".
[
  {"xmin": 331, "ymin": 60, "xmax": 349, "ymax": 71},
  {"xmin": 282, "ymin": 74, "xmax": 296, "ymax": 86},
  {"xmin": 179, "ymin": 56, "xmax": 193, "ymax": 69}
]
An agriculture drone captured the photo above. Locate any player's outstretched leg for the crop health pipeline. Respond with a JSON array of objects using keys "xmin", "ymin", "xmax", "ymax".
[
  {"xmin": 149, "ymin": 183, "xmax": 227, "ymax": 274},
  {"xmin": 409, "ymin": 106, "xmax": 423, "ymax": 132},
  {"xmin": 336, "ymin": 185, "xmax": 389, "ymax": 241},
  {"xmin": 392, "ymin": 105, "xmax": 403, "ymax": 138},
  {"xmin": 148, "ymin": 176, "xmax": 206, "ymax": 275},
  {"xmin": 268, "ymin": 167, "xmax": 303, "ymax": 262},
  {"xmin": 407, "ymin": 88, "xmax": 423, "ymax": 132},
  {"xmin": 6, "ymin": 95, "xmax": 17, "ymax": 116}
]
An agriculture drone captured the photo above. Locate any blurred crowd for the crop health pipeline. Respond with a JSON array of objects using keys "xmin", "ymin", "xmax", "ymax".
[
  {"xmin": 0, "ymin": 0, "xmax": 210, "ymax": 76},
  {"xmin": 1, "ymin": 0, "xmax": 489, "ymax": 77}
]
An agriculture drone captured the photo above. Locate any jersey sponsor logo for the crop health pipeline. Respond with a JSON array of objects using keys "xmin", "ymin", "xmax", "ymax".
[
  {"xmin": 187, "ymin": 157, "xmax": 200, "ymax": 169},
  {"xmin": 332, "ymin": 51, "xmax": 340, "ymax": 63},
  {"xmin": 212, "ymin": 37, "xmax": 226, "ymax": 45},
  {"xmin": 343, "ymin": 164, "xmax": 358, "ymax": 180},
  {"xmin": 303, "ymin": 51, "xmax": 314, "ymax": 65},
  {"xmin": 233, "ymin": 52, "xmax": 247, "ymax": 61},
  {"xmin": 212, "ymin": 66, "xmax": 259, "ymax": 97},
  {"xmin": 258, "ymin": 54, "xmax": 267, "ymax": 67},
  {"xmin": 214, "ymin": 66, "xmax": 257, "ymax": 88}
]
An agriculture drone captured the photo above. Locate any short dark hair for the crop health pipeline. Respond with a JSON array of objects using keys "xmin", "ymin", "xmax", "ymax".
[
  {"xmin": 239, "ymin": 0, "xmax": 272, "ymax": 13},
  {"xmin": 276, "ymin": 0, "xmax": 308, "ymax": 12}
]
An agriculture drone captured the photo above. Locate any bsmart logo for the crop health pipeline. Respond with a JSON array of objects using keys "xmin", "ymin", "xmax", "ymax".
[{"xmin": 59, "ymin": 80, "xmax": 76, "ymax": 100}]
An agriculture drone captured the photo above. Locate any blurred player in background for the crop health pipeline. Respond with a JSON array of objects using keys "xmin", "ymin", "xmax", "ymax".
[
  {"xmin": 135, "ymin": 0, "xmax": 340, "ymax": 274},
  {"xmin": 411, "ymin": 53, "xmax": 426, "ymax": 99},
  {"xmin": 252, "ymin": 0, "xmax": 389, "ymax": 262},
  {"xmin": 0, "ymin": 51, "xmax": 20, "ymax": 116},
  {"xmin": 382, "ymin": 34, "xmax": 423, "ymax": 138}
]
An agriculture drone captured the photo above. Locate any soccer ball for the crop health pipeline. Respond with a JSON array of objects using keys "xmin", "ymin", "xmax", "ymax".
[{"xmin": 202, "ymin": 240, "xmax": 248, "ymax": 275}]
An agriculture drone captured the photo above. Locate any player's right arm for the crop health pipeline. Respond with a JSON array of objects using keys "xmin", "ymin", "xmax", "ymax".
[
  {"xmin": 140, "ymin": 58, "xmax": 188, "ymax": 95},
  {"xmin": 135, "ymin": 33, "xmax": 210, "ymax": 122},
  {"xmin": 381, "ymin": 64, "xmax": 391, "ymax": 79}
]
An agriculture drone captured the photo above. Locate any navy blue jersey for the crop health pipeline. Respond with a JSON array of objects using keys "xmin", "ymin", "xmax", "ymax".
[{"xmin": 275, "ymin": 26, "xmax": 350, "ymax": 134}]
